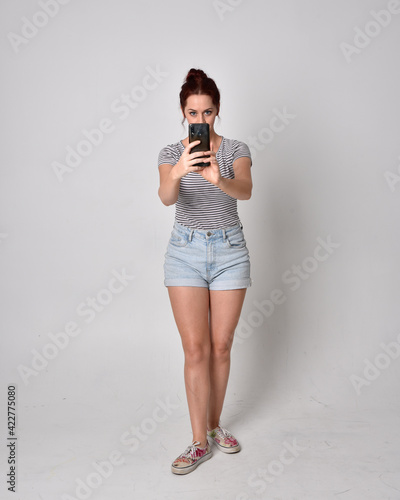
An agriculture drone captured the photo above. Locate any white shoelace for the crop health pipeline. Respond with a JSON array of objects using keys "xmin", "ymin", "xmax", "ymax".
[
  {"xmin": 179, "ymin": 440, "xmax": 202, "ymax": 461},
  {"xmin": 216, "ymin": 426, "xmax": 232, "ymax": 439}
]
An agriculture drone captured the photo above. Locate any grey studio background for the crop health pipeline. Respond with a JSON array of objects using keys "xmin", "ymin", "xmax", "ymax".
[{"xmin": 1, "ymin": 0, "xmax": 400, "ymax": 499}]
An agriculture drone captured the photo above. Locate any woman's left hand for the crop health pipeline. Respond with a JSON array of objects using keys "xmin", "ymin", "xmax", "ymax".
[{"xmin": 198, "ymin": 142, "xmax": 222, "ymax": 186}]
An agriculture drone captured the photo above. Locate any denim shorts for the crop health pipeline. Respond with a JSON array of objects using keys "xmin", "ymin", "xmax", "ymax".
[{"xmin": 163, "ymin": 221, "xmax": 251, "ymax": 290}]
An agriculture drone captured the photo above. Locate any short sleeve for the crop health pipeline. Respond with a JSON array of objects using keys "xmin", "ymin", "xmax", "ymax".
[
  {"xmin": 232, "ymin": 140, "xmax": 252, "ymax": 167},
  {"xmin": 158, "ymin": 144, "xmax": 180, "ymax": 167}
]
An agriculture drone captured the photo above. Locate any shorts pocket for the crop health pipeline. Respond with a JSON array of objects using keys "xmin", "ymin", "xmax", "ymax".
[
  {"xmin": 225, "ymin": 228, "xmax": 246, "ymax": 248},
  {"xmin": 169, "ymin": 228, "xmax": 189, "ymax": 248}
]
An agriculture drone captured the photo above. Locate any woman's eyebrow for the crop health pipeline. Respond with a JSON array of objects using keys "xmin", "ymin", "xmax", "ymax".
[{"xmin": 188, "ymin": 108, "xmax": 213, "ymax": 112}]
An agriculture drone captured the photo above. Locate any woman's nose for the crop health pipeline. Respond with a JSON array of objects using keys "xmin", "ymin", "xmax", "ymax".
[{"xmin": 194, "ymin": 114, "xmax": 207, "ymax": 124}]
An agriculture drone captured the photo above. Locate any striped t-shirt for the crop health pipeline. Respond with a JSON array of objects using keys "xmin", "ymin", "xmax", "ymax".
[{"xmin": 158, "ymin": 137, "xmax": 252, "ymax": 229}]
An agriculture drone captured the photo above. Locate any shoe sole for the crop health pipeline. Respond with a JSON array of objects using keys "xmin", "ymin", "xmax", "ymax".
[
  {"xmin": 208, "ymin": 438, "xmax": 241, "ymax": 454},
  {"xmin": 171, "ymin": 450, "xmax": 213, "ymax": 475}
]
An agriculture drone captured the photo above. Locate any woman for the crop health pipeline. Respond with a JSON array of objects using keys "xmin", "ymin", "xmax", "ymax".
[{"xmin": 157, "ymin": 68, "xmax": 252, "ymax": 475}]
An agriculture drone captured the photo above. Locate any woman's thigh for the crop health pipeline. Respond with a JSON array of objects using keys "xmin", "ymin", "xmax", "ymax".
[
  {"xmin": 209, "ymin": 289, "xmax": 247, "ymax": 348},
  {"xmin": 167, "ymin": 286, "xmax": 210, "ymax": 350}
]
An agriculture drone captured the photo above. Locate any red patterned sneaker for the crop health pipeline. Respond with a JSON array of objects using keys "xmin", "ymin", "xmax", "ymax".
[
  {"xmin": 207, "ymin": 424, "xmax": 241, "ymax": 453},
  {"xmin": 171, "ymin": 440, "xmax": 212, "ymax": 475}
]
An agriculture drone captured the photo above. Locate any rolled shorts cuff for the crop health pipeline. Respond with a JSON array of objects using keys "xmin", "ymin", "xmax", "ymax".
[
  {"xmin": 164, "ymin": 278, "xmax": 252, "ymax": 290},
  {"xmin": 208, "ymin": 278, "xmax": 252, "ymax": 291},
  {"xmin": 164, "ymin": 278, "xmax": 208, "ymax": 288}
]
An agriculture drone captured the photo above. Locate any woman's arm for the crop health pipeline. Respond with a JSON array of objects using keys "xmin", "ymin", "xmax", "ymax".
[
  {"xmin": 216, "ymin": 156, "xmax": 252, "ymax": 200},
  {"xmin": 199, "ymin": 155, "xmax": 253, "ymax": 200},
  {"xmin": 158, "ymin": 164, "xmax": 181, "ymax": 206},
  {"xmin": 158, "ymin": 140, "xmax": 206, "ymax": 206}
]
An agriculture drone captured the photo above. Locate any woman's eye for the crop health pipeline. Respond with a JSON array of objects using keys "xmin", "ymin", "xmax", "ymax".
[
  {"xmin": 190, "ymin": 112, "xmax": 196, "ymax": 116},
  {"xmin": 205, "ymin": 110, "xmax": 212, "ymax": 115}
]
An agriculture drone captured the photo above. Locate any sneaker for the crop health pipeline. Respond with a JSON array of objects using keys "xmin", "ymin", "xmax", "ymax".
[
  {"xmin": 171, "ymin": 440, "xmax": 212, "ymax": 475},
  {"xmin": 207, "ymin": 424, "xmax": 241, "ymax": 453}
]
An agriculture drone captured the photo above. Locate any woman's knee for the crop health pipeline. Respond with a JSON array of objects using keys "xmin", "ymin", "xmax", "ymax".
[
  {"xmin": 184, "ymin": 342, "xmax": 210, "ymax": 365},
  {"xmin": 210, "ymin": 338, "xmax": 233, "ymax": 361}
]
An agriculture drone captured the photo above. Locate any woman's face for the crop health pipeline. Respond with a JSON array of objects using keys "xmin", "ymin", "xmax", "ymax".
[{"xmin": 182, "ymin": 94, "xmax": 219, "ymax": 133}]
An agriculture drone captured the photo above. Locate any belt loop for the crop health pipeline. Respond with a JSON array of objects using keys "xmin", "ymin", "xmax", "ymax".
[
  {"xmin": 189, "ymin": 229, "xmax": 194, "ymax": 242},
  {"xmin": 222, "ymin": 228, "xmax": 226, "ymax": 240},
  {"xmin": 240, "ymin": 222, "xmax": 243, "ymax": 230}
]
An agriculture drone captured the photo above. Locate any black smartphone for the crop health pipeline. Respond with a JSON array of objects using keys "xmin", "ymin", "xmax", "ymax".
[{"xmin": 188, "ymin": 123, "xmax": 210, "ymax": 167}]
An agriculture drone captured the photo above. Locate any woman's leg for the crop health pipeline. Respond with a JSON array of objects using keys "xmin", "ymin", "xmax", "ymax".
[
  {"xmin": 168, "ymin": 286, "xmax": 211, "ymax": 448},
  {"xmin": 207, "ymin": 288, "xmax": 247, "ymax": 430}
]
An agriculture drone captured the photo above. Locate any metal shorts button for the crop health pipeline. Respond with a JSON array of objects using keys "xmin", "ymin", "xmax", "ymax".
[{"xmin": 207, "ymin": 231, "xmax": 212, "ymax": 236}]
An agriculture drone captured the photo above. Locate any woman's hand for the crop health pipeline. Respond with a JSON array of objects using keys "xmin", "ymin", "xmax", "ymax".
[
  {"xmin": 198, "ymin": 141, "xmax": 222, "ymax": 186},
  {"xmin": 171, "ymin": 141, "xmax": 209, "ymax": 180}
]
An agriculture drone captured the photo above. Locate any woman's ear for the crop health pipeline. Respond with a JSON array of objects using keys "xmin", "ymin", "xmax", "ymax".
[{"xmin": 181, "ymin": 107, "xmax": 186, "ymax": 125}]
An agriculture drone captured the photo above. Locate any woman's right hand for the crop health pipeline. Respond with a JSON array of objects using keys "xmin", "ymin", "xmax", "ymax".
[{"xmin": 171, "ymin": 141, "xmax": 209, "ymax": 180}]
